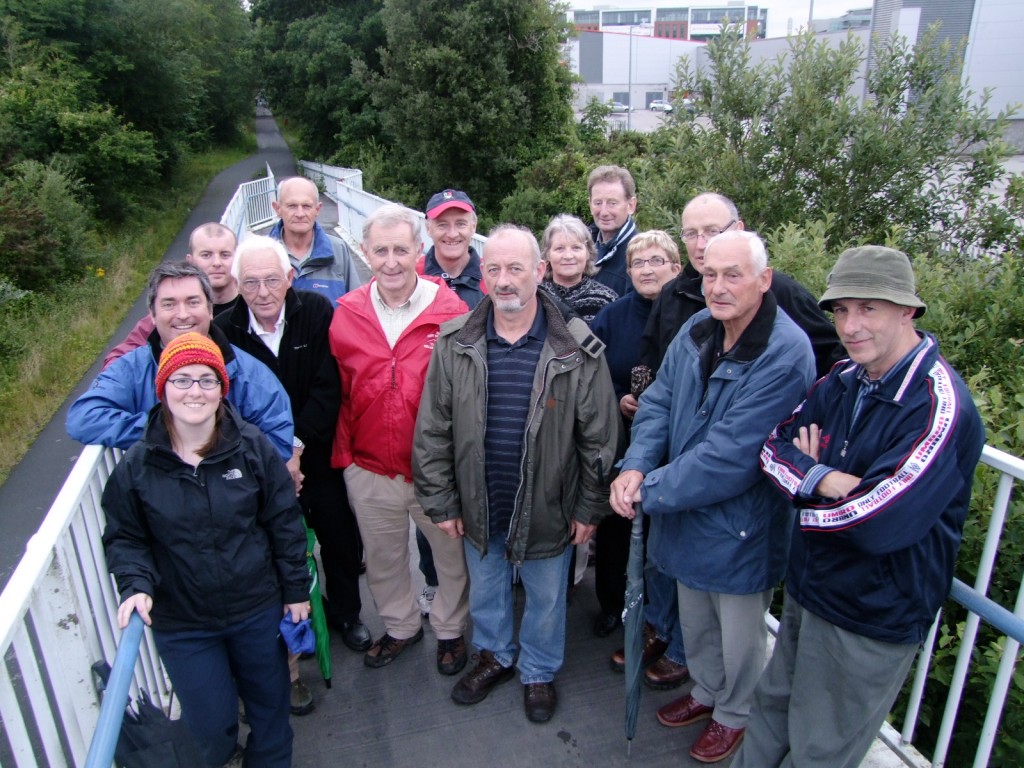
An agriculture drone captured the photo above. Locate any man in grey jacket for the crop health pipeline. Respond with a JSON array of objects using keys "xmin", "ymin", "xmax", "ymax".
[{"xmin": 413, "ymin": 224, "xmax": 622, "ymax": 724}]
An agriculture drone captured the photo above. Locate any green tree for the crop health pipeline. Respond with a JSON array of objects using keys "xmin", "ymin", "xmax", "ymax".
[
  {"xmin": 639, "ymin": 29, "xmax": 1024, "ymax": 260},
  {"xmin": 0, "ymin": 35, "xmax": 160, "ymax": 218},
  {"xmin": 251, "ymin": 0, "xmax": 385, "ymax": 159},
  {"xmin": 367, "ymin": 0, "xmax": 576, "ymax": 212},
  {"xmin": 0, "ymin": 159, "xmax": 96, "ymax": 291}
]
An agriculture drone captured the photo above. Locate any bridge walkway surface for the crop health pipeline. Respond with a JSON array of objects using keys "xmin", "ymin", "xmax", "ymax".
[{"xmin": 289, "ymin": 560, "xmax": 729, "ymax": 768}]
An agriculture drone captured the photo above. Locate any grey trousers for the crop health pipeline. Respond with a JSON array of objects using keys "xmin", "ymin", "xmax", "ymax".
[
  {"xmin": 676, "ymin": 583, "xmax": 773, "ymax": 729},
  {"xmin": 732, "ymin": 590, "xmax": 918, "ymax": 768}
]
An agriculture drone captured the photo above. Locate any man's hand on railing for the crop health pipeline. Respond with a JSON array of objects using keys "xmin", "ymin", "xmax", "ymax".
[{"xmin": 117, "ymin": 593, "xmax": 153, "ymax": 629}]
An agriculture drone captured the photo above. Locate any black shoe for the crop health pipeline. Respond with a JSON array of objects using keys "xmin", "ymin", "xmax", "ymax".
[
  {"xmin": 338, "ymin": 619, "xmax": 372, "ymax": 652},
  {"xmin": 592, "ymin": 611, "xmax": 622, "ymax": 638},
  {"xmin": 437, "ymin": 636, "xmax": 468, "ymax": 676},
  {"xmin": 364, "ymin": 628, "xmax": 424, "ymax": 668},
  {"xmin": 451, "ymin": 651, "xmax": 515, "ymax": 705},
  {"xmin": 289, "ymin": 680, "xmax": 315, "ymax": 716},
  {"xmin": 524, "ymin": 682, "xmax": 557, "ymax": 723}
]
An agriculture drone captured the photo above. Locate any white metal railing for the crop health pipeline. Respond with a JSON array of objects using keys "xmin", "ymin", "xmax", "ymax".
[
  {"xmin": 221, "ymin": 163, "xmax": 277, "ymax": 242},
  {"xmin": 0, "ymin": 445, "xmax": 169, "ymax": 768},
  {"xmin": 903, "ymin": 445, "xmax": 1024, "ymax": 768},
  {"xmin": 296, "ymin": 160, "xmax": 488, "ymax": 255}
]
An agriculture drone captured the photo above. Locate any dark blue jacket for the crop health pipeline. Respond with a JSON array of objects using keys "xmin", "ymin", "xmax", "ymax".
[
  {"xmin": 417, "ymin": 246, "xmax": 486, "ymax": 309},
  {"xmin": 761, "ymin": 333, "xmax": 985, "ymax": 643},
  {"xmin": 590, "ymin": 291, "xmax": 653, "ymax": 401},
  {"xmin": 621, "ymin": 294, "xmax": 815, "ymax": 594},
  {"xmin": 590, "ymin": 218, "xmax": 636, "ymax": 296}
]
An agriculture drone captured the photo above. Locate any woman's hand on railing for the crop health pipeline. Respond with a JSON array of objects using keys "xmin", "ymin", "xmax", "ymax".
[{"xmin": 117, "ymin": 593, "xmax": 153, "ymax": 629}]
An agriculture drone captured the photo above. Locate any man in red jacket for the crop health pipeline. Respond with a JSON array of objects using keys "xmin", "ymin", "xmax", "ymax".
[{"xmin": 329, "ymin": 203, "xmax": 471, "ymax": 676}]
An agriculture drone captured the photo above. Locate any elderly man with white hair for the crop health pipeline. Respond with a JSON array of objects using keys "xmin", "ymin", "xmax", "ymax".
[
  {"xmin": 328, "ymin": 205, "xmax": 471, "ymax": 676},
  {"xmin": 215, "ymin": 235, "xmax": 370, "ymax": 716},
  {"xmin": 610, "ymin": 231, "xmax": 816, "ymax": 763}
]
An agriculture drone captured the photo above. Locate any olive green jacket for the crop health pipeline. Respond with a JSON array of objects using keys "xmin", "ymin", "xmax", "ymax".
[{"xmin": 413, "ymin": 292, "xmax": 623, "ymax": 563}]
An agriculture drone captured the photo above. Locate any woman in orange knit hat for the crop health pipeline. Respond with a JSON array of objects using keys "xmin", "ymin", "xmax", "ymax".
[{"xmin": 102, "ymin": 332, "xmax": 310, "ymax": 767}]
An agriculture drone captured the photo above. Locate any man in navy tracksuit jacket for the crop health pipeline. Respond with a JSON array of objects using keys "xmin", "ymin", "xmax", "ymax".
[{"xmin": 736, "ymin": 246, "xmax": 985, "ymax": 768}]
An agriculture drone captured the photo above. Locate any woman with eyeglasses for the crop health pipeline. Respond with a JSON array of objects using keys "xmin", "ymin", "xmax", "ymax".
[
  {"xmin": 588, "ymin": 231, "xmax": 682, "ymax": 639},
  {"xmin": 102, "ymin": 332, "xmax": 310, "ymax": 768},
  {"xmin": 538, "ymin": 214, "xmax": 620, "ymax": 325}
]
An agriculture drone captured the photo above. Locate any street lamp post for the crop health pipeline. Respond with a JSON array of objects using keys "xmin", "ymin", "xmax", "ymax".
[
  {"xmin": 627, "ymin": 29, "xmax": 634, "ymax": 130},
  {"xmin": 626, "ymin": 22, "xmax": 651, "ymax": 131}
]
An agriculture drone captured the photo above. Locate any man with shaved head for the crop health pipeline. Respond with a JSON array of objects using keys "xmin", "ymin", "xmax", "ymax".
[
  {"xmin": 103, "ymin": 222, "xmax": 241, "ymax": 368},
  {"xmin": 270, "ymin": 176, "xmax": 362, "ymax": 306}
]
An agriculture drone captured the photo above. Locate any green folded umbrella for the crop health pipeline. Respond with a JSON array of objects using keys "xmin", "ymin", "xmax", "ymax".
[{"xmin": 304, "ymin": 520, "xmax": 332, "ymax": 688}]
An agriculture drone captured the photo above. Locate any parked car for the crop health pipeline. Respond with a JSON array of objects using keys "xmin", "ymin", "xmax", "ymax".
[
  {"xmin": 649, "ymin": 99, "xmax": 673, "ymax": 112},
  {"xmin": 609, "ymin": 101, "xmax": 633, "ymax": 113}
]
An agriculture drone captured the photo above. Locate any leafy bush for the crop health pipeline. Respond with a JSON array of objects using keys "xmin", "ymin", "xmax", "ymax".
[
  {"xmin": 0, "ymin": 160, "xmax": 99, "ymax": 292},
  {"xmin": 638, "ymin": 28, "xmax": 1024, "ymax": 262}
]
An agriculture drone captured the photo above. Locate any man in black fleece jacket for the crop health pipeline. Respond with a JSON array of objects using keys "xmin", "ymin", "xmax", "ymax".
[{"xmin": 215, "ymin": 235, "xmax": 371, "ymax": 716}]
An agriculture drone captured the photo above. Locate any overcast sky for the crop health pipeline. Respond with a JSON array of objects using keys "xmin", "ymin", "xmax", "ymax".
[{"xmin": 572, "ymin": 1, "xmax": 872, "ymax": 40}]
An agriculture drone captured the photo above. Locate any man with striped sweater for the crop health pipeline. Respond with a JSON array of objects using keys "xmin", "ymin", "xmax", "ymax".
[{"xmin": 737, "ymin": 245, "xmax": 985, "ymax": 768}]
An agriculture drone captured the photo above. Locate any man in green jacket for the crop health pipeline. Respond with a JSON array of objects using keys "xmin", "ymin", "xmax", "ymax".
[{"xmin": 413, "ymin": 224, "xmax": 622, "ymax": 724}]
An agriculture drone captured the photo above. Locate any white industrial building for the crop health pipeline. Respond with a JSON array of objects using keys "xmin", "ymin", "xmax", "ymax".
[{"xmin": 568, "ymin": 0, "xmax": 1024, "ymax": 146}]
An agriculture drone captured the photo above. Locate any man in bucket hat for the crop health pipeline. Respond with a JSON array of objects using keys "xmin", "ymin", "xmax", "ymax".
[{"xmin": 735, "ymin": 246, "xmax": 985, "ymax": 768}]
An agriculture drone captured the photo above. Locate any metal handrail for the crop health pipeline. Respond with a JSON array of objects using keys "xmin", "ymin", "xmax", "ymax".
[{"xmin": 83, "ymin": 613, "xmax": 144, "ymax": 768}]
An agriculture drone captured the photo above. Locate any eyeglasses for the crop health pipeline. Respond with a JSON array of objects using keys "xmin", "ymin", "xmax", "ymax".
[
  {"xmin": 167, "ymin": 376, "xmax": 222, "ymax": 391},
  {"xmin": 680, "ymin": 219, "xmax": 736, "ymax": 242},
  {"xmin": 240, "ymin": 277, "xmax": 285, "ymax": 293},
  {"xmin": 629, "ymin": 255, "xmax": 671, "ymax": 269}
]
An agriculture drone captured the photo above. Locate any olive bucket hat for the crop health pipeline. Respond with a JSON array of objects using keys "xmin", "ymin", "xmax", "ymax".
[{"xmin": 818, "ymin": 245, "xmax": 926, "ymax": 318}]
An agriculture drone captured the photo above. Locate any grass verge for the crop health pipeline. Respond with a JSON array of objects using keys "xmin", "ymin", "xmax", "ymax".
[{"xmin": 0, "ymin": 142, "xmax": 252, "ymax": 484}]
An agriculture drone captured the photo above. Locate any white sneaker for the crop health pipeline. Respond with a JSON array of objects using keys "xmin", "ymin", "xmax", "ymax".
[{"xmin": 417, "ymin": 585, "xmax": 436, "ymax": 617}]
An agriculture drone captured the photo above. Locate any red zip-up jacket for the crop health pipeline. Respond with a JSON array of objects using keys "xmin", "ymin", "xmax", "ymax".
[{"xmin": 329, "ymin": 276, "xmax": 468, "ymax": 479}]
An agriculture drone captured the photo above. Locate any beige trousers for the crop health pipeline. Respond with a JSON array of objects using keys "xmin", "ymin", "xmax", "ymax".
[{"xmin": 344, "ymin": 464, "xmax": 469, "ymax": 641}]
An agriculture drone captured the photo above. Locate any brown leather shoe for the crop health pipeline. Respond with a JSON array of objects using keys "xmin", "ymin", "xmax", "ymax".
[
  {"xmin": 437, "ymin": 636, "xmax": 468, "ymax": 676},
  {"xmin": 656, "ymin": 693, "xmax": 713, "ymax": 728},
  {"xmin": 689, "ymin": 719, "xmax": 745, "ymax": 763},
  {"xmin": 610, "ymin": 622, "xmax": 667, "ymax": 673},
  {"xmin": 523, "ymin": 682, "xmax": 557, "ymax": 723},
  {"xmin": 451, "ymin": 651, "xmax": 515, "ymax": 705},
  {"xmin": 363, "ymin": 627, "xmax": 424, "ymax": 668},
  {"xmin": 644, "ymin": 656, "xmax": 689, "ymax": 690}
]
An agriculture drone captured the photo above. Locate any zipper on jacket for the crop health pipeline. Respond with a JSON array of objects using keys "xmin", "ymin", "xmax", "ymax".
[
  {"xmin": 506, "ymin": 350, "xmax": 577, "ymax": 562},
  {"xmin": 391, "ymin": 356, "xmax": 397, "ymax": 389},
  {"xmin": 457, "ymin": 338, "xmax": 494, "ymax": 556}
]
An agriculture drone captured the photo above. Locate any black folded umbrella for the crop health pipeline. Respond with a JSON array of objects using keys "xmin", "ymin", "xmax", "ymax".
[{"xmin": 623, "ymin": 503, "xmax": 646, "ymax": 754}]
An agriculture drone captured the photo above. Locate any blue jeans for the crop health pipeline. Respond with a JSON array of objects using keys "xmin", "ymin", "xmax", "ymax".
[
  {"xmin": 464, "ymin": 533, "xmax": 572, "ymax": 684},
  {"xmin": 644, "ymin": 565, "xmax": 687, "ymax": 666},
  {"xmin": 153, "ymin": 604, "xmax": 292, "ymax": 768}
]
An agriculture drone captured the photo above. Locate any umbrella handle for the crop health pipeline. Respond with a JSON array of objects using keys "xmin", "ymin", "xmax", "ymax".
[{"xmin": 631, "ymin": 502, "xmax": 644, "ymax": 534}]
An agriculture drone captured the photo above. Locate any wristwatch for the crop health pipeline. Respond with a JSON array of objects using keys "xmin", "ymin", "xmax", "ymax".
[{"xmin": 292, "ymin": 436, "xmax": 305, "ymax": 451}]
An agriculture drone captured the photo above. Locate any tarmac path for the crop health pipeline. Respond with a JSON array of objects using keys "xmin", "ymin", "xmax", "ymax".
[{"xmin": 0, "ymin": 108, "xmax": 297, "ymax": 588}]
